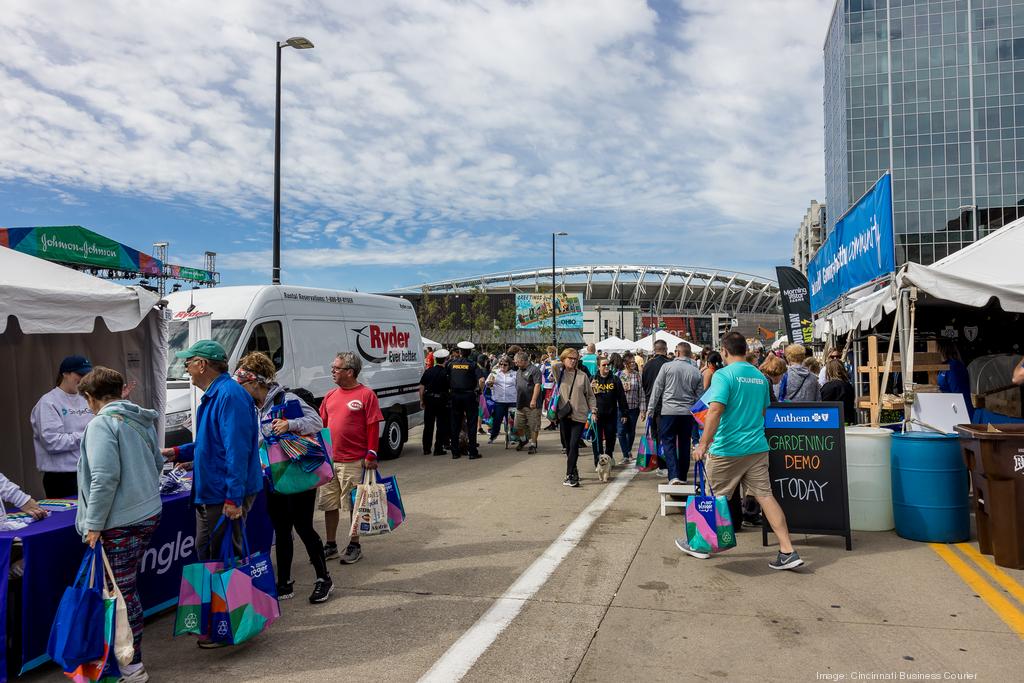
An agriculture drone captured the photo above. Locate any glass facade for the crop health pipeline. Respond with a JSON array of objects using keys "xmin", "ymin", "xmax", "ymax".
[{"xmin": 824, "ymin": 0, "xmax": 1024, "ymax": 265}]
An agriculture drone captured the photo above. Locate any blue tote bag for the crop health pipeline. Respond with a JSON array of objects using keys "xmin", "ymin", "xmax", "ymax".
[{"xmin": 47, "ymin": 544, "xmax": 107, "ymax": 670}]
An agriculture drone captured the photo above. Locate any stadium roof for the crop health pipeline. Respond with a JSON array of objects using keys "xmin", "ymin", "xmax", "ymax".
[{"xmin": 394, "ymin": 265, "xmax": 781, "ymax": 316}]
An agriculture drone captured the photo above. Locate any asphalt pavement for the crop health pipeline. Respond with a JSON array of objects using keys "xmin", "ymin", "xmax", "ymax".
[{"xmin": 21, "ymin": 424, "xmax": 1024, "ymax": 682}]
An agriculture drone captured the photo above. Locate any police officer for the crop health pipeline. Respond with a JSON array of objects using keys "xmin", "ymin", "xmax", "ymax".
[
  {"xmin": 419, "ymin": 348, "xmax": 451, "ymax": 456},
  {"xmin": 448, "ymin": 341, "xmax": 485, "ymax": 459}
]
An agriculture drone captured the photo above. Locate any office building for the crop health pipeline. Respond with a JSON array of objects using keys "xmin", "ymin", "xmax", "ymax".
[
  {"xmin": 792, "ymin": 200, "xmax": 827, "ymax": 274},
  {"xmin": 824, "ymin": 0, "xmax": 1024, "ymax": 265}
]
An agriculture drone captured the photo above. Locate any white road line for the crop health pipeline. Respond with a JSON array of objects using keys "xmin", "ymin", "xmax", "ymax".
[{"xmin": 418, "ymin": 466, "xmax": 638, "ymax": 683}]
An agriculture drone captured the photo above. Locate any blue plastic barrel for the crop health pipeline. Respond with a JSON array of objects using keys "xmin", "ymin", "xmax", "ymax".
[{"xmin": 891, "ymin": 432, "xmax": 970, "ymax": 542}]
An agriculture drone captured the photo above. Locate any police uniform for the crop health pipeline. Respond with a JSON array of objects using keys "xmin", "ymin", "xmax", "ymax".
[
  {"xmin": 448, "ymin": 344, "xmax": 484, "ymax": 458},
  {"xmin": 419, "ymin": 350, "xmax": 451, "ymax": 455}
]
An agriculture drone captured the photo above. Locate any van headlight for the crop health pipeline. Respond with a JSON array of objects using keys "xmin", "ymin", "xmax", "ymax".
[{"xmin": 165, "ymin": 410, "xmax": 192, "ymax": 430}]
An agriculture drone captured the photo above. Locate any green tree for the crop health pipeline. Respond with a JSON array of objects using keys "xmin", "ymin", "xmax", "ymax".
[
  {"xmin": 470, "ymin": 287, "xmax": 490, "ymax": 334},
  {"xmin": 418, "ymin": 287, "xmax": 443, "ymax": 330},
  {"xmin": 496, "ymin": 303, "xmax": 517, "ymax": 330}
]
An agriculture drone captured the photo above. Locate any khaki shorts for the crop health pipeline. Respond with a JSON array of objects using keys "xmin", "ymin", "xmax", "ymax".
[
  {"xmin": 515, "ymin": 407, "xmax": 541, "ymax": 438},
  {"xmin": 317, "ymin": 461, "xmax": 363, "ymax": 512},
  {"xmin": 705, "ymin": 452, "xmax": 772, "ymax": 498}
]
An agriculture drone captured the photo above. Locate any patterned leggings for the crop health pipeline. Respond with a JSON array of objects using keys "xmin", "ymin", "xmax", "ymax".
[{"xmin": 101, "ymin": 514, "xmax": 161, "ymax": 665}]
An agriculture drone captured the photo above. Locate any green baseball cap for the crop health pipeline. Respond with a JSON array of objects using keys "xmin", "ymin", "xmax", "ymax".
[{"xmin": 175, "ymin": 339, "xmax": 228, "ymax": 362}]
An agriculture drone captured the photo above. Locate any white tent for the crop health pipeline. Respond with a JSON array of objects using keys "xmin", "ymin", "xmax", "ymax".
[
  {"xmin": 0, "ymin": 246, "xmax": 165, "ymax": 496},
  {"xmin": 815, "ymin": 215, "xmax": 1024, "ymax": 338},
  {"xmin": 634, "ymin": 330, "xmax": 702, "ymax": 354},
  {"xmin": 421, "ymin": 336, "xmax": 440, "ymax": 349},
  {"xmin": 595, "ymin": 336, "xmax": 635, "ymax": 353}
]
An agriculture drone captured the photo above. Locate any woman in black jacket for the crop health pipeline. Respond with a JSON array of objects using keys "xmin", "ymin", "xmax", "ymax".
[
  {"xmin": 821, "ymin": 359, "xmax": 857, "ymax": 424},
  {"xmin": 591, "ymin": 357, "xmax": 628, "ymax": 465}
]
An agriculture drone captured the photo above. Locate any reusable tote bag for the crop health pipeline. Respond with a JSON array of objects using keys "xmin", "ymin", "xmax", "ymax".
[
  {"xmin": 48, "ymin": 544, "xmax": 106, "ymax": 670},
  {"xmin": 349, "ymin": 469, "xmax": 391, "ymax": 537},
  {"xmin": 634, "ymin": 417, "xmax": 659, "ymax": 472},
  {"xmin": 259, "ymin": 428, "xmax": 334, "ymax": 495},
  {"xmin": 685, "ymin": 461, "xmax": 737, "ymax": 554},
  {"xmin": 374, "ymin": 471, "xmax": 407, "ymax": 531},
  {"xmin": 209, "ymin": 519, "xmax": 281, "ymax": 646},
  {"xmin": 65, "ymin": 548, "xmax": 131, "ymax": 682},
  {"xmin": 174, "ymin": 555, "xmax": 223, "ymax": 637}
]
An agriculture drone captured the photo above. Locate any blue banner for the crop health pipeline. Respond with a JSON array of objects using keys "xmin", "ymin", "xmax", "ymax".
[
  {"xmin": 765, "ymin": 405, "xmax": 841, "ymax": 430},
  {"xmin": 808, "ymin": 173, "xmax": 895, "ymax": 312}
]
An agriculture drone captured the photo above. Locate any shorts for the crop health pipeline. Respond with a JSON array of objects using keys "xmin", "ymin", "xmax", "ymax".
[
  {"xmin": 317, "ymin": 461, "xmax": 363, "ymax": 512},
  {"xmin": 705, "ymin": 452, "xmax": 772, "ymax": 498},
  {"xmin": 515, "ymin": 407, "xmax": 541, "ymax": 437}
]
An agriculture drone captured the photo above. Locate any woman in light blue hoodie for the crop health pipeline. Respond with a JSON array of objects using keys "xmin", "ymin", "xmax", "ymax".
[{"xmin": 77, "ymin": 367, "xmax": 163, "ymax": 683}]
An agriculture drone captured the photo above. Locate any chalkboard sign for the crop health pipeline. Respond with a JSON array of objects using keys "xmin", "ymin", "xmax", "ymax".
[{"xmin": 762, "ymin": 402, "xmax": 852, "ymax": 550}]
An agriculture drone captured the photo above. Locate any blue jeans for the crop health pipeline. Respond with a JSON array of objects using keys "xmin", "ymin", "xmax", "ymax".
[
  {"xmin": 617, "ymin": 408, "xmax": 641, "ymax": 456},
  {"xmin": 489, "ymin": 402, "xmax": 515, "ymax": 440},
  {"xmin": 658, "ymin": 414, "xmax": 695, "ymax": 482}
]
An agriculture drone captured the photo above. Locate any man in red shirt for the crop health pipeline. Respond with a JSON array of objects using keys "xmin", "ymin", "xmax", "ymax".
[{"xmin": 318, "ymin": 352, "xmax": 383, "ymax": 564}]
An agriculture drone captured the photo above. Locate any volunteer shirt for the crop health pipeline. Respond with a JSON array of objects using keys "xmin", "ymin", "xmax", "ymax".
[
  {"xmin": 30, "ymin": 387, "xmax": 94, "ymax": 473},
  {"xmin": 319, "ymin": 384, "xmax": 384, "ymax": 463},
  {"xmin": 702, "ymin": 361, "xmax": 771, "ymax": 457}
]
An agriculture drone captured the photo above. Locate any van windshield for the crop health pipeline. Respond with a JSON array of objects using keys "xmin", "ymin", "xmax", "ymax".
[{"xmin": 166, "ymin": 319, "xmax": 246, "ymax": 381}]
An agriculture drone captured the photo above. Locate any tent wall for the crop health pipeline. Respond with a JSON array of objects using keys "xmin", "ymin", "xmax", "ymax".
[{"xmin": 0, "ymin": 309, "xmax": 167, "ymax": 498}]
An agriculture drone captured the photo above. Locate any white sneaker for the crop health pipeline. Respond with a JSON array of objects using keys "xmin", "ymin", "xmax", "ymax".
[
  {"xmin": 655, "ymin": 468, "xmax": 668, "ymax": 477},
  {"xmin": 668, "ymin": 478, "xmax": 685, "ymax": 486},
  {"xmin": 675, "ymin": 537, "xmax": 710, "ymax": 560},
  {"xmin": 119, "ymin": 665, "xmax": 150, "ymax": 683}
]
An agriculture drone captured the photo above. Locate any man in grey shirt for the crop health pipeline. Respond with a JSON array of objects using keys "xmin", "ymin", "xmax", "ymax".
[{"xmin": 646, "ymin": 343, "xmax": 704, "ymax": 484}]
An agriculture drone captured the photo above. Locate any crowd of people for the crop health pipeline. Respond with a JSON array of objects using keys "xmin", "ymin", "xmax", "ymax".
[{"xmin": 6, "ymin": 328, "xmax": 1012, "ymax": 680}]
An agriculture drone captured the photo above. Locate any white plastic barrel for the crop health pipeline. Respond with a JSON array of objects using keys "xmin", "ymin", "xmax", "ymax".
[{"xmin": 845, "ymin": 426, "xmax": 895, "ymax": 531}]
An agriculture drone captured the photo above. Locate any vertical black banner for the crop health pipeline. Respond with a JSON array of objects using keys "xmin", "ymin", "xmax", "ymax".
[{"xmin": 776, "ymin": 266, "xmax": 814, "ymax": 345}]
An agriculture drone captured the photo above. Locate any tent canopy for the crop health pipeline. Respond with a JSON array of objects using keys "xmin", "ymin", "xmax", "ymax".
[
  {"xmin": 596, "ymin": 336, "xmax": 635, "ymax": 352},
  {"xmin": 0, "ymin": 245, "xmax": 159, "ymax": 334},
  {"xmin": 634, "ymin": 330, "xmax": 702, "ymax": 354},
  {"xmin": 815, "ymin": 216, "xmax": 1024, "ymax": 338},
  {"xmin": 421, "ymin": 336, "xmax": 440, "ymax": 349}
]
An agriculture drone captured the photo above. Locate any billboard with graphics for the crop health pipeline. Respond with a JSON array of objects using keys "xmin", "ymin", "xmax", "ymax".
[{"xmin": 515, "ymin": 293, "xmax": 583, "ymax": 329}]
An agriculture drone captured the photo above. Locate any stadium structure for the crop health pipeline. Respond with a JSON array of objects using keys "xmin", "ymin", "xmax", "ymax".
[{"xmin": 391, "ymin": 265, "xmax": 782, "ymax": 347}]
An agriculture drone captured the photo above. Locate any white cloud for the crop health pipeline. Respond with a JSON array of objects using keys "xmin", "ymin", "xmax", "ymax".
[{"xmin": 0, "ymin": 0, "xmax": 833, "ymax": 278}]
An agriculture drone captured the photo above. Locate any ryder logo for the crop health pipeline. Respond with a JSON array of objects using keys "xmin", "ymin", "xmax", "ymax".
[{"xmin": 353, "ymin": 324, "xmax": 418, "ymax": 364}]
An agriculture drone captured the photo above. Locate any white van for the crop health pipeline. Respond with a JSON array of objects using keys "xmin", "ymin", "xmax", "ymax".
[{"xmin": 163, "ymin": 285, "xmax": 424, "ymax": 458}]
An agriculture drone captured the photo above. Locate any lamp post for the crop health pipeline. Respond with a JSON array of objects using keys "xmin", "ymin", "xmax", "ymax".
[
  {"xmin": 551, "ymin": 231, "xmax": 568, "ymax": 351},
  {"xmin": 594, "ymin": 305, "xmax": 605, "ymax": 342},
  {"xmin": 273, "ymin": 36, "xmax": 315, "ymax": 285}
]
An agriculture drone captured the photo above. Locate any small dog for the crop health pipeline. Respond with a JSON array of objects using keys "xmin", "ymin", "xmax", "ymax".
[{"xmin": 596, "ymin": 454, "xmax": 613, "ymax": 483}]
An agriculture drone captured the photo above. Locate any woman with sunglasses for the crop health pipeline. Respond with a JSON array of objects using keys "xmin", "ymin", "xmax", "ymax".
[
  {"xmin": 555, "ymin": 348, "xmax": 597, "ymax": 487},
  {"xmin": 234, "ymin": 352, "xmax": 333, "ymax": 605},
  {"xmin": 485, "ymin": 356, "xmax": 518, "ymax": 444}
]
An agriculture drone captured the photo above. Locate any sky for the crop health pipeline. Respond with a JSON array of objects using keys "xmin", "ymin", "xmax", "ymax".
[{"xmin": 0, "ymin": 0, "xmax": 834, "ymax": 293}]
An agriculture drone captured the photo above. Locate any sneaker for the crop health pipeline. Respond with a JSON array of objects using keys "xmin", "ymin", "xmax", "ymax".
[
  {"xmin": 197, "ymin": 639, "xmax": 228, "ymax": 649},
  {"xmin": 528, "ymin": 444, "xmax": 537, "ymax": 454},
  {"xmin": 276, "ymin": 579, "xmax": 295, "ymax": 600},
  {"xmin": 516, "ymin": 440, "xmax": 526, "ymax": 451},
  {"xmin": 568, "ymin": 474, "xmax": 580, "ymax": 488},
  {"xmin": 452, "ymin": 453, "xmax": 462, "ymax": 459},
  {"xmin": 562, "ymin": 475, "xmax": 573, "ymax": 486},
  {"xmin": 675, "ymin": 537, "xmax": 710, "ymax": 560},
  {"xmin": 769, "ymin": 550, "xmax": 804, "ymax": 570},
  {"xmin": 655, "ymin": 468, "xmax": 668, "ymax": 477},
  {"xmin": 118, "ymin": 665, "xmax": 149, "ymax": 683},
  {"xmin": 487, "ymin": 437, "xmax": 496, "ymax": 444},
  {"xmin": 468, "ymin": 453, "xmax": 482, "ymax": 460},
  {"xmin": 309, "ymin": 577, "xmax": 334, "ymax": 603},
  {"xmin": 668, "ymin": 478, "xmax": 685, "ymax": 486},
  {"xmin": 339, "ymin": 543, "xmax": 363, "ymax": 565},
  {"xmin": 323, "ymin": 542, "xmax": 339, "ymax": 560}
]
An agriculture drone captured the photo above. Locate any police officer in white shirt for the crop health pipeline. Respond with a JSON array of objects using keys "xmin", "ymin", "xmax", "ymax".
[{"xmin": 30, "ymin": 355, "xmax": 95, "ymax": 497}]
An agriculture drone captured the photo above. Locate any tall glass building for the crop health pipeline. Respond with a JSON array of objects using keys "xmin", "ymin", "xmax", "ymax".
[{"xmin": 824, "ymin": 0, "xmax": 1024, "ymax": 265}]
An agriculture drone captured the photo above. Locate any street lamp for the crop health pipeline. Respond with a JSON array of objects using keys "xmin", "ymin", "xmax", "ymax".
[
  {"xmin": 594, "ymin": 305, "xmax": 605, "ymax": 342},
  {"xmin": 552, "ymin": 231, "xmax": 568, "ymax": 351},
  {"xmin": 273, "ymin": 36, "xmax": 315, "ymax": 285}
]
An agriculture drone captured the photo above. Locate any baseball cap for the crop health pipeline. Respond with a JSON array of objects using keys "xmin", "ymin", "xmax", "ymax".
[
  {"xmin": 59, "ymin": 355, "xmax": 93, "ymax": 375},
  {"xmin": 174, "ymin": 339, "xmax": 228, "ymax": 362}
]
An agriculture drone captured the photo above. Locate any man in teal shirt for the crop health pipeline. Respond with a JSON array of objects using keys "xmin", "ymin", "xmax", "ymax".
[{"xmin": 677, "ymin": 332, "xmax": 803, "ymax": 570}]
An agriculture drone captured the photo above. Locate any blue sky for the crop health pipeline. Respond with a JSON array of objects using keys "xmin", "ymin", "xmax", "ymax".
[{"xmin": 1, "ymin": 0, "xmax": 833, "ymax": 293}]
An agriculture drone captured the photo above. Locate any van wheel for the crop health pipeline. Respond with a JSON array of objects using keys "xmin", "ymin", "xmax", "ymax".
[{"xmin": 379, "ymin": 414, "xmax": 405, "ymax": 460}]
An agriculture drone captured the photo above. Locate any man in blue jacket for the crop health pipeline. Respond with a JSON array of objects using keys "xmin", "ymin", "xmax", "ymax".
[{"xmin": 163, "ymin": 340, "xmax": 262, "ymax": 563}]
